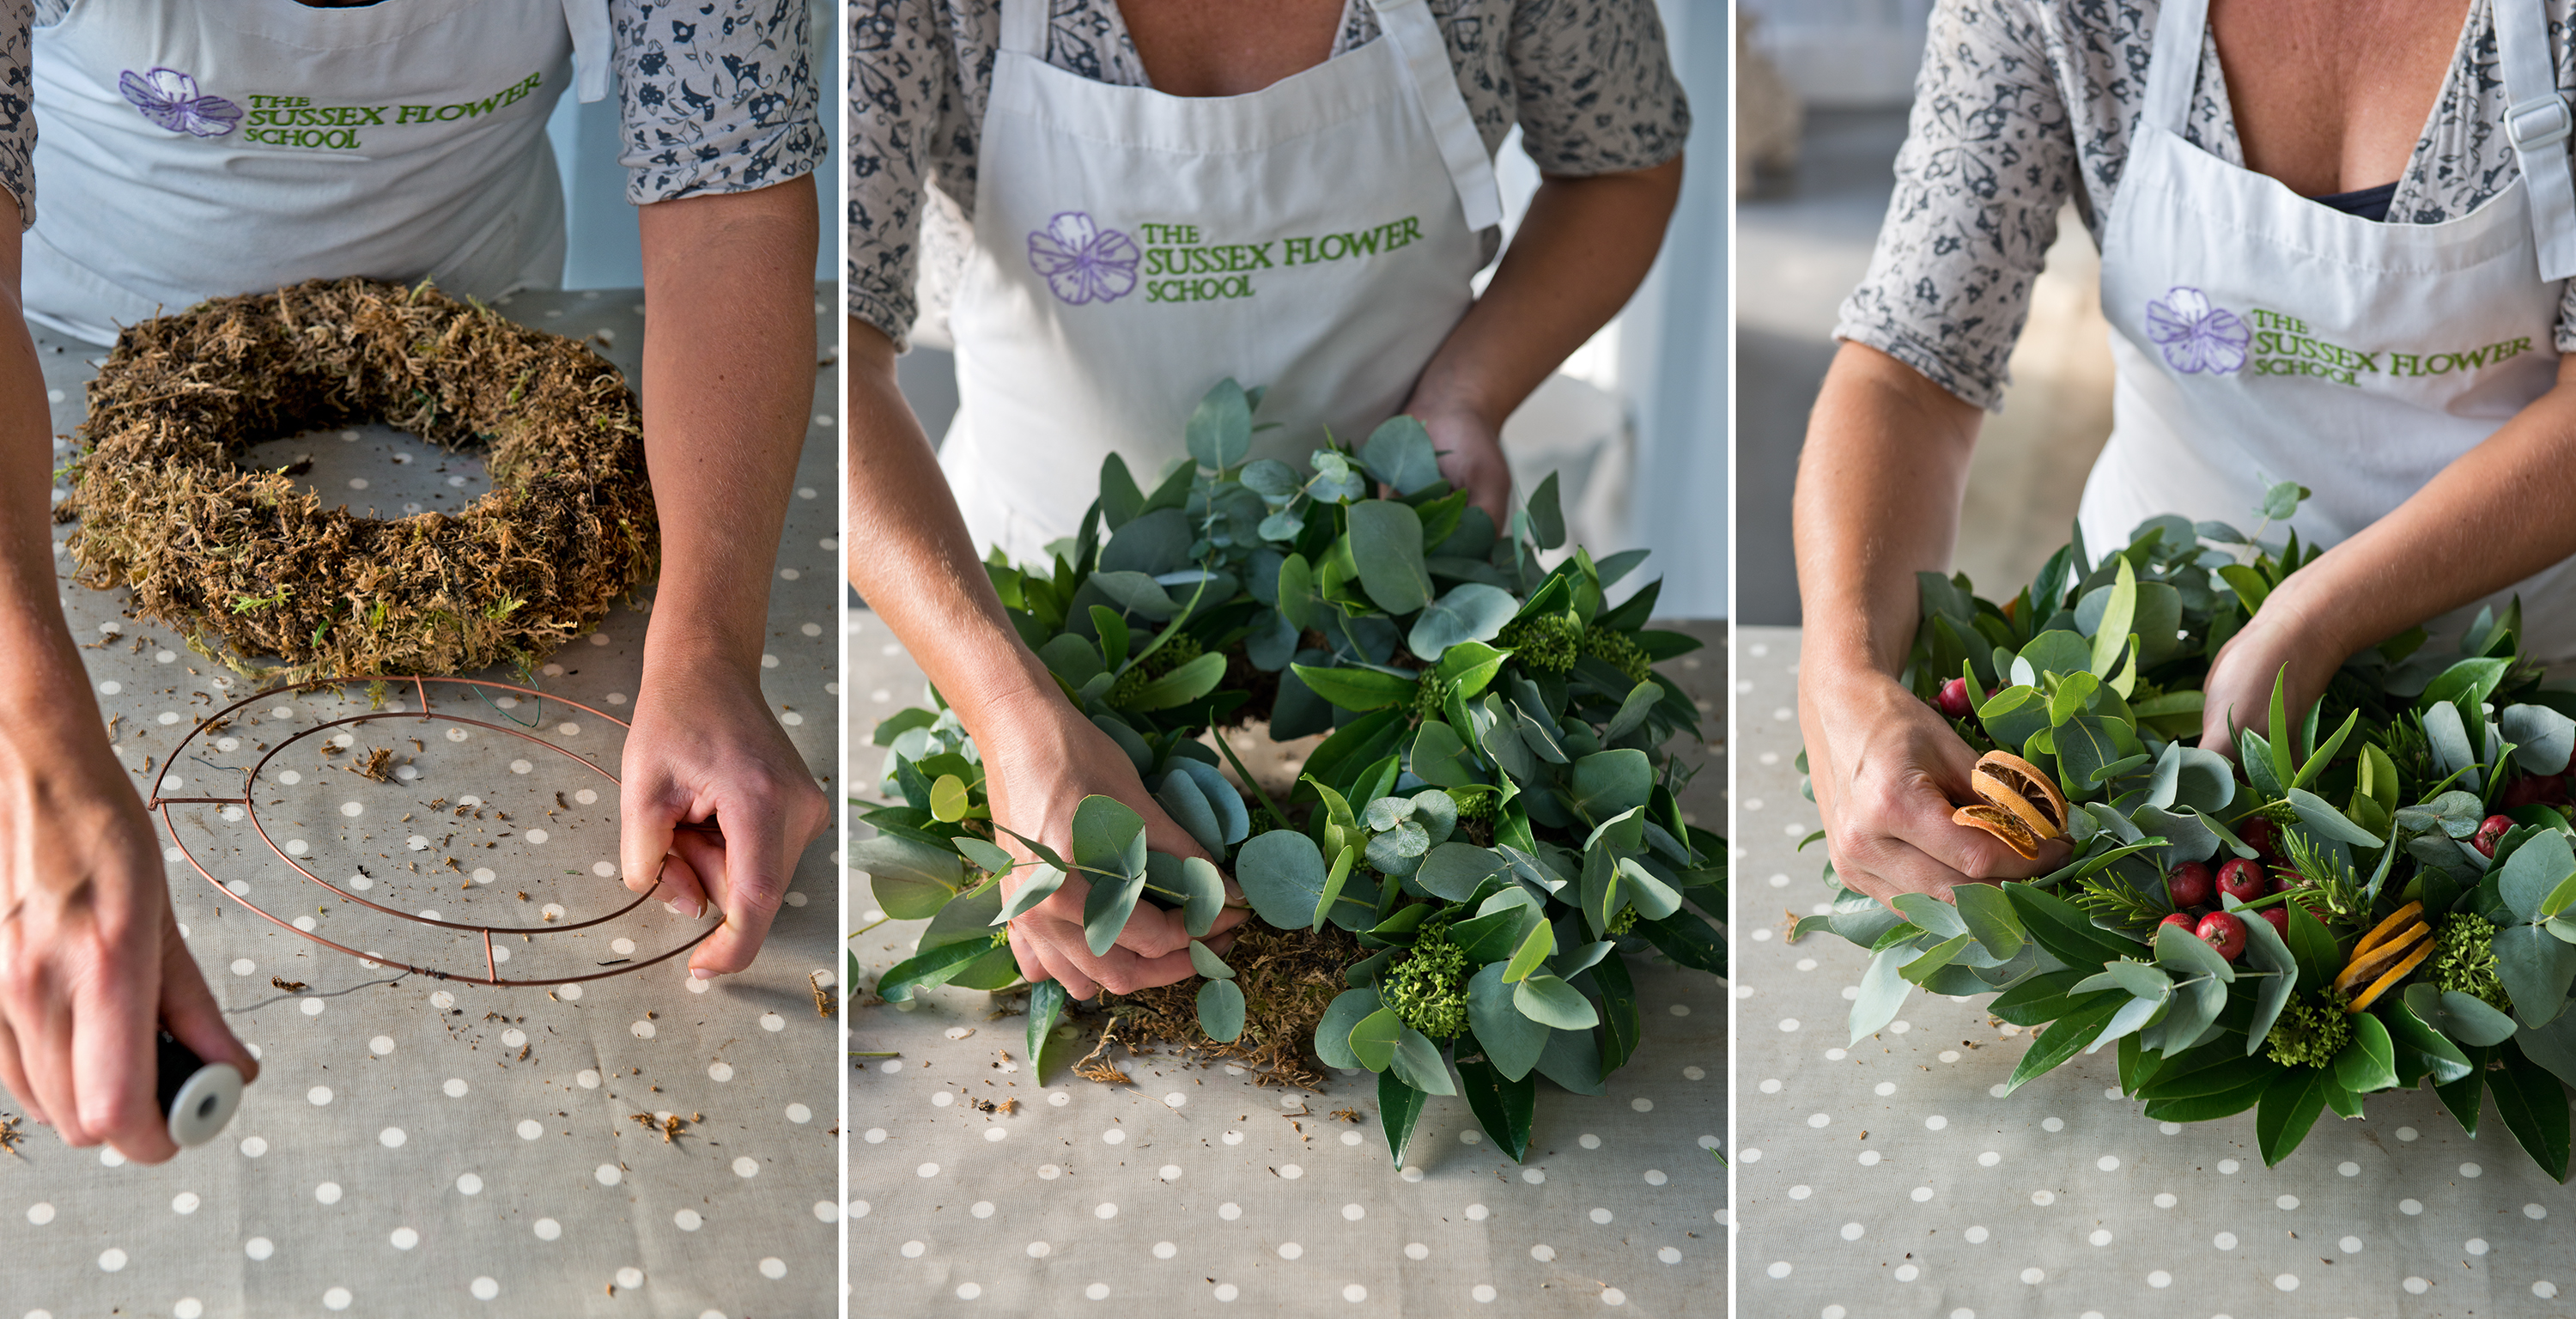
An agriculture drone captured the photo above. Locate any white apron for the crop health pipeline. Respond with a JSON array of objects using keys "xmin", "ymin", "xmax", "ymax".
[
  {"xmin": 23, "ymin": 0, "xmax": 612, "ymax": 344},
  {"xmin": 939, "ymin": 0, "xmax": 1504, "ymax": 564},
  {"xmin": 2081, "ymin": 0, "xmax": 2576, "ymax": 661}
]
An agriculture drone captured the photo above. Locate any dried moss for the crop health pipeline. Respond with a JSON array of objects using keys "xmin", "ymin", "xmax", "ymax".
[
  {"xmin": 63, "ymin": 277, "xmax": 656, "ymax": 682},
  {"xmin": 1103, "ymin": 921, "xmax": 1360, "ymax": 1091}
]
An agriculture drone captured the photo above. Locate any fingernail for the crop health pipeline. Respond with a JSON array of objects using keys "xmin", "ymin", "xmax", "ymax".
[
  {"xmin": 664, "ymin": 900, "xmax": 700, "ymax": 918},
  {"xmin": 691, "ymin": 968, "xmax": 715, "ymax": 981}
]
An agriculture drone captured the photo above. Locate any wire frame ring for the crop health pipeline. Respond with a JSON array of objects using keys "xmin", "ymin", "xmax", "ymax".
[{"xmin": 151, "ymin": 674, "xmax": 716, "ymax": 987}]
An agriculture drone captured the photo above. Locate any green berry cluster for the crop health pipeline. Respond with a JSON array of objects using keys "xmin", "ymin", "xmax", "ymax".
[
  {"xmin": 1606, "ymin": 905, "xmax": 1639, "ymax": 936},
  {"xmin": 1412, "ymin": 672, "xmax": 1451, "ymax": 724},
  {"xmin": 1106, "ymin": 634, "xmax": 1204, "ymax": 708},
  {"xmin": 1450, "ymin": 791, "xmax": 1495, "ymax": 823},
  {"xmin": 1386, "ymin": 921, "xmax": 1471, "ymax": 1041},
  {"xmin": 2432, "ymin": 915, "xmax": 2509, "ymax": 1012},
  {"xmin": 1496, "ymin": 612, "xmax": 1581, "ymax": 672},
  {"xmin": 1584, "ymin": 624, "xmax": 1654, "ymax": 685},
  {"xmin": 2264, "ymin": 990, "xmax": 2354, "ymax": 1069}
]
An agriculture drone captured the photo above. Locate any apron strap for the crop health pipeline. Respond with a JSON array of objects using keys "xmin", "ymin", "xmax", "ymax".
[
  {"xmin": 562, "ymin": 0, "xmax": 611, "ymax": 104},
  {"xmin": 999, "ymin": 0, "xmax": 1049, "ymax": 60},
  {"xmin": 2496, "ymin": 0, "xmax": 2576, "ymax": 280},
  {"xmin": 1364, "ymin": 0, "xmax": 1504, "ymax": 231},
  {"xmin": 2141, "ymin": 0, "xmax": 2207, "ymax": 136}
]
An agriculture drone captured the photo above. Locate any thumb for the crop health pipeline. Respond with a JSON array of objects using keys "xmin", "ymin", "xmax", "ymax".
[
  {"xmin": 159, "ymin": 928, "xmax": 254, "ymax": 1087},
  {"xmin": 619, "ymin": 768, "xmax": 682, "ymax": 897}
]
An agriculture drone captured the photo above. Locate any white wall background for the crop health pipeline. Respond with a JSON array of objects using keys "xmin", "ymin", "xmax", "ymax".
[
  {"xmin": 1739, "ymin": 0, "xmax": 1931, "ymax": 109},
  {"xmin": 545, "ymin": 0, "xmax": 839, "ymax": 289}
]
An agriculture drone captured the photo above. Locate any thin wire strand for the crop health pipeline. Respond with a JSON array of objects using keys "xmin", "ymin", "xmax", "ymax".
[{"xmin": 223, "ymin": 972, "xmax": 411, "ymax": 1016}]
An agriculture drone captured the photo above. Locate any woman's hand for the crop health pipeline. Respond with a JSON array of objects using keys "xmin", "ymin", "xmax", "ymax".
[
  {"xmin": 1409, "ymin": 404, "xmax": 1513, "ymax": 530},
  {"xmin": 2196, "ymin": 569, "xmax": 2352, "ymax": 760},
  {"xmin": 1798, "ymin": 660, "xmax": 2064, "ymax": 907},
  {"xmin": 978, "ymin": 692, "xmax": 1249, "ymax": 1001},
  {"xmin": 0, "ymin": 729, "xmax": 253, "ymax": 1162},
  {"xmin": 619, "ymin": 647, "xmax": 830, "ymax": 979}
]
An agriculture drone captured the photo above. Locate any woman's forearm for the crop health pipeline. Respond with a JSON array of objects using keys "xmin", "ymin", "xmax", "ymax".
[
  {"xmin": 1791, "ymin": 342, "xmax": 1986, "ymax": 679},
  {"xmin": 2268, "ymin": 355, "xmax": 2576, "ymax": 655},
  {"xmin": 842, "ymin": 321, "xmax": 1060, "ymax": 736},
  {"xmin": 1406, "ymin": 156, "xmax": 1684, "ymax": 429},
  {"xmin": 0, "ymin": 196, "xmax": 106, "ymax": 760},
  {"xmin": 635, "ymin": 176, "xmax": 821, "ymax": 675}
]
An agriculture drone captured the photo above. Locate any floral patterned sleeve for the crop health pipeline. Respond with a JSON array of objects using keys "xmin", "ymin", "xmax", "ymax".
[
  {"xmin": 1834, "ymin": 0, "xmax": 2087, "ymax": 412},
  {"xmin": 1498, "ymin": 0, "xmax": 1689, "ymax": 174},
  {"xmin": 0, "ymin": 1, "xmax": 29, "ymax": 228},
  {"xmin": 610, "ymin": 0, "xmax": 826, "ymax": 207},
  {"xmin": 846, "ymin": 0, "xmax": 982, "ymax": 350}
]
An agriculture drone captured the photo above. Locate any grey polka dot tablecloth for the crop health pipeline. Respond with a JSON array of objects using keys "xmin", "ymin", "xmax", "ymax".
[
  {"xmin": 841, "ymin": 619, "xmax": 1729, "ymax": 1316},
  {"xmin": 1732, "ymin": 625, "xmax": 2576, "ymax": 1319},
  {"xmin": 11, "ymin": 287, "xmax": 843, "ymax": 1318}
]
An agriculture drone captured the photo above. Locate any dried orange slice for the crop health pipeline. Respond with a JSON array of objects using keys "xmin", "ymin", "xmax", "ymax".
[
  {"xmin": 1953, "ymin": 751, "xmax": 2069, "ymax": 859},
  {"xmin": 2346, "ymin": 939, "xmax": 2434, "ymax": 1013},
  {"xmin": 2333, "ymin": 920, "xmax": 2432, "ymax": 996},
  {"xmin": 2351, "ymin": 902, "xmax": 2425, "ymax": 960}
]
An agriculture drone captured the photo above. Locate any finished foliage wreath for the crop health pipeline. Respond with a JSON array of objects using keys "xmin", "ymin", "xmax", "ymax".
[
  {"xmin": 858, "ymin": 380, "xmax": 1726, "ymax": 1166},
  {"xmin": 1801, "ymin": 483, "xmax": 2576, "ymax": 1176}
]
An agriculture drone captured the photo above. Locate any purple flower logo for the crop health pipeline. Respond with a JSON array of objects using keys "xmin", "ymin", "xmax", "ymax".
[
  {"xmin": 119, "ymin": 69, "xmax": 242, "ymax": 138},
  {"xmin": 1028, "ymin": 212, "xmax": 1139, "ymax": 306},
  {"xmin": 2144, "ymin": 286, "xmax": 2249, "ymax": 374}
]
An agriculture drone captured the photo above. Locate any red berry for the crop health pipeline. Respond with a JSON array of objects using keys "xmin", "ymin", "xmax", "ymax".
[
  {"xmin": 2217, "ymin": 857, "xmax": 2270, "ymax": 903},
  {"xmin": 1936, "ymin": 678, "xmax": 1974, "ymax": 720},
  {"xmin": 2165, "ymin": 861, "xmax": 2215, "ymax": 909},
  {"xmin": 2503, "ymin": 776, "xmax": 2548, "ymax": 809},
  {"xmin": 2473, "ymin": 814, "xmax": 2515, "ymax": 859},
  {"xmin": 2196, "ymin": 910, "xmax": 2247, "ymax": 962},
  {"xmin": 2158, "ymin": 911, "xmax": 2196, "ymax": 935},
  {"xmin": 2235, "ymin": 817, "xmax": 2279, "ymax": 859},
  {"xmin": 2258, "ymin": 906, "xmax": 2291, "ymax": 940}
]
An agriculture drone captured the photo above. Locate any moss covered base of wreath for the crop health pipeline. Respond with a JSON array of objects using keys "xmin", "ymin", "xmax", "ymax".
[
  {"xmin": 1100, "ymin": 922, "xmax": 1361, "ymax": 1090},
  {"xmin": 61, "ymin": 277, "xmax": 657, "ymax": 682}
]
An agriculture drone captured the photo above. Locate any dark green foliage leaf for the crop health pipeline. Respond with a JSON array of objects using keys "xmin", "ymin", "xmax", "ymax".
[
  {"xmin": 1988, "ymin": 970, "xmax": 2101, "ymax": 1027},
  {"xmin": 854, "ymin": 835, "xmax": 965, "ymax": 918},
  {"xmin": 2005, "ymin": 993, "xmax": 2125, "ymax": 1094},
  {"xmin": 1186, "ymin": 378, "xmax": 1254, "ymax": 470},
  {"xmin": 1348, "ymin": 1007, "xmax": 1403, "ymax": 1071},
  {"xmin": 2491, "ymin": 1048, "xmax": 2573, "ymax": 1182},
  {"xmin": 1378, "ymin": 1071, "xmax": 1429, "ymax": 1169},
  {"xmin": 1361, "ymin": 414, "xmax": 1443, "ymax": 495},
  {"xmin": 1534, "ymin": 1022, "xmax": 1606, "ymax": 1095},
  {"xmin": 2330, "ymin": 1012, "xmax": 2399, "ymax": 1093},
  {"xmin": 2438, "ymin": 1045, "xmax": 2491, "ymax": 1136},
  {"xmin": 2003, "ymin": 882, "xmax": 2146, "ymax": 967},
  {"xmin": 877, "ymin": 935, "xmax": 1003, "ymax": 1003},
  {"xmin": 1523, "ymin": 472, "xmax": 1565, "ymax": 550},
  {"xmin": 1388, "ymin": 1024, "xmax": 1457, "ymax": 1096},
  {"xmin": 1634, "ymin": 909, "xmax": 1725, "ymax": 975},
  {"xmin": 1027, "ymin": 980, "xmax": 1069, "ymax": 1081},
  {"xmin": 2256, "ymin": 1067, "xmax": 2331, "ymax": 1166},
  {"xmin": 2282, "ymin": 898, "xmax": 2342, "ymax": 990},
  {"xmin": 1456, "ymin": 1054, "xmax": 1535, "ymax": 1161}
]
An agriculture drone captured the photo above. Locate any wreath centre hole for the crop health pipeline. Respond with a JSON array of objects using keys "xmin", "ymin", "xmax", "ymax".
[{"xmin": 240, "ymin": 422, "xmax": 494, "ymax": 518}]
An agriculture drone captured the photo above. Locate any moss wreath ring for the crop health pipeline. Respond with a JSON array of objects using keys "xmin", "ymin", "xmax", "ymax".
[{"xmin": 63, "ymin": 277, "xmax": 657, "ymax": 681}]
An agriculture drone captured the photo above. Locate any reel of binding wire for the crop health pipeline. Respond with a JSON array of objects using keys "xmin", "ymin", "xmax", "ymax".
[{"xmin": 156, "ymin": 1030, "xmax": 242, "ymax": 1148}]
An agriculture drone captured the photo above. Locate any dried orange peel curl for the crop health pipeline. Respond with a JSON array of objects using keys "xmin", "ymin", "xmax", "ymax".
[
  {"xmin": 1951, "ymin": 752, "xmax": 2071, "ymax": 860},
  {"xmin": 2334, "ymin": 901, "xmax": 2433, "ymax": 1012}
]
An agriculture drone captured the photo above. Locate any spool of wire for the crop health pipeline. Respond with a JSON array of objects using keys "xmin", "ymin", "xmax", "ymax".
[{"xmin": 156, "ymin": 1031, "xmax": 241, "ymax": 1149}]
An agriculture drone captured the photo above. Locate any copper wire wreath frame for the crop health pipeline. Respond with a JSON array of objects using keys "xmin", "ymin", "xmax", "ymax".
[{"xmin": 149, "ymin": 674, "xmax": 717, "ymax": 987}]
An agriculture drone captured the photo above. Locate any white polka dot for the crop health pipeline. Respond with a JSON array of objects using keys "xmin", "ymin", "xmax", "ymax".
[
  {"xmin": 2469, "ymin": 1238, "xmax": 2491, "ymax": 1255},
  {"xmin": 1280, "ymin": 1243, "xmax": 1303, "ymax": 1260},
  {"xmin": 673, "ymin": 1209, "xmax": 704, "ymax": 1231},
  {"xmin": 2215, "ymin": 1232, "xmax": 2239, "ymax": 1250},
  {"xmin": 709, "ymin": 1062, "xmax": 735, "ymax": 1083},
  {"xmin": 1965, "ymin": 1226, "xmax": 1989, "ymax": 1243},
  {"xmin": 1086, "ymin": 1285, "xmax": 1111, "ymax": 1301},
  {"xmin": 2338, "ymin": 1162, "xmax": 2360, "ymax": 1176},
  {"xmin": 615, "ymin": 1269, "xmax": 643, "ymax": 1290},
  {"xmin": 595, "ymin": 1165, "xmax": 622, "ymax": 1187},
  {"xmin": 2020, "ymin": 1268, "xmax": 2044, "ymax": 1284},
  {"xmin": 1978, "ymin": 1152, "xmax": 2001, "ymax": 1167},
  {"xmin": 2403, "ymin": 1278, "xmax": 2431, "ymax": 1295},
  {"xmin": 2148, "ymin": 1272, "xmax": 2172, "ymax": 1289},
  {"xmin": 1103, "ymin": 1128, "xmax": 1126, "ymax": 1145},
  {"xmin": 307, "ymin": 1086, "xmax": 332, "ymax": 1106},
  {"xmin": 2340, "ymin": 1237, "xmax": 2362, "ymax": 1253},
  {"xmin": 454, "ymin": 1173, "xmax": 484, "ymax": 1195},
  {"xmin": 97, "ymin": 1249, "xmax": 127, "ymax": 1272},
  {"xmin": 246, "ymin": 1237, "xmax": 274, "ymax": 1261},
  {"xmin": 2529, "ymin": 1204, "xmax": 2550, "ymax": 1219},
  {"xmin": 2462, "ymin": 1162, "xmax": 2483, "ymax": 1178},
  {"xmin": 1473, "ymin": 1286, "xmax": 1498, "ymax": 1302},
  {"xmin": 1766, "ymin": 1262, "xmax": 1791, "ymax": 1279},
  {"xmin": 238, "ymin": 1138, "xmax": 267, "ymax": 1158},
  {"xmin": 471, "ymin": 1278, "xmax": 499, "ymax": 1301},
  {"xmin": 533, "ymin": 1218, "xmax": 562, "ymax": 1242},
  {"xmin": 732, "ymin": 1157, "xmax": 760, "ymax": 1178},
  {"xmin": 315, "ymin": 1182, "xmax": 343, "ymax": 1206},
  {"xmin": 631, "ymin": 1020, "xmax": 656, "ymax": 1039},
  {"xmin": 2537, "ymin": 1281, "xmax": 2560, "ymax": 1298},
  {"xmin": 1927, "ymin": 1115, "xmax": 1948, "ymax": 1131},
  {"xmin": 1344, "ymin": 1286, "xmax": 1370, "ymax": 1303},
  {"xmin": 2401, "ymin": 1199, "xmax": 2424, "ymax": 1215},
  {"xmin": 2031, "ymin": 1191, "xmax": 2055, "ymax": 1207},
  {"xmin": 171, "ymin": 1191, "xmax": 201, "ymax": 1215},
  {"xmin": 390, "ymin": 1227, "xmax": 419, "ymax": 1250},
  {"xmin": 1218, "ymin": 1203, "xmax": 1242, "ymax": 1220},
  {"xmin": 1280, "ymin": 1164, "xmax": 1303, "ymax": 1179},
  {"xmin": 2097, "ymin": 1156, "xmax": 2120, "ymax": 1171},
  {"xmin": 760, "ymin": 1259, "xmax": 787, "ymax": 1280}
]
